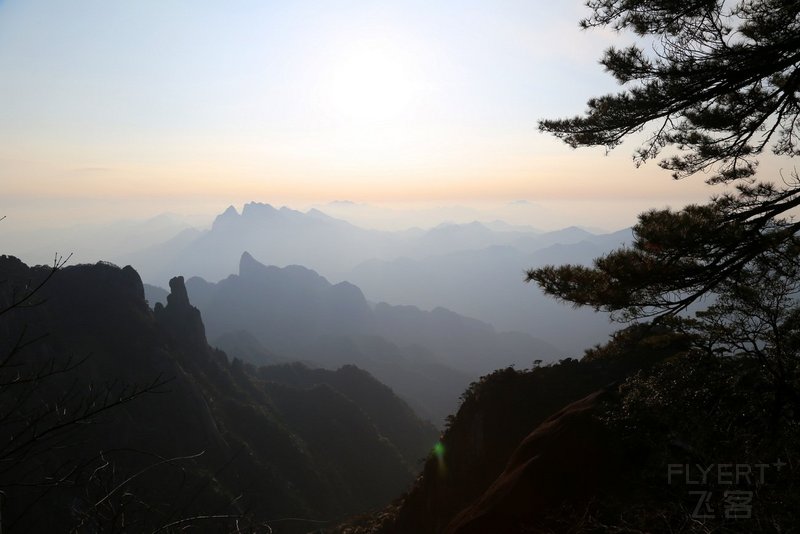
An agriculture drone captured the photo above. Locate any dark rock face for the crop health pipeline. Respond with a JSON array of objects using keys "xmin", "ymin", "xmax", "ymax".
[
  {"xmin": 0, "ymin": 257, "xmax": 437, "ymax": 532},
  {"xmin": 329, "ymin": 322, "xmax": 800, "ymax": 533},
  {"xmin": 358, "ymin": 363, "xmax": 621, "ymax": 534},
  {"xmin": 443, "ymin": 388, "xmax": 622, "ymax": 534},
  {"xmin": 154, "ymin": 275, "xmax": 207, "ymax": 351},
  {"xmin": 167, "ymin": 275, "xmax": 191, "ymax": 307}
]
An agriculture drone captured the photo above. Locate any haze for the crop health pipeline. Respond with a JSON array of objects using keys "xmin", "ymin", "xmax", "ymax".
[{"xmin": 0, "ymin": 0, "xmax": 720, "ymax": 232}]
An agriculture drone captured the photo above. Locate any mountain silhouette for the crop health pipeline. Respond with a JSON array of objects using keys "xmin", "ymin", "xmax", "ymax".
[
  {"xmin": 347, "ymin": 229, "xmax": 632, "ymax": 353},
  {"xmin": 125, "ymin": 203, "xmax": 629, "ymax": 354},
  {"xmin": 175, "ymin": 252, "xmax": 561, "ymax": 423},
  {"xmin": 125, "ymin": 202, "xmax": 396, "ymax": 285},
  {"xmin": 0, "ymin": 256, "xmax": 437, "ymax": 532}
]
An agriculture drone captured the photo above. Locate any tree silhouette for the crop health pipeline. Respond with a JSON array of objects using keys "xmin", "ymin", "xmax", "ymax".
[
  {"xmin": 529, "ymin": 180, "xmax": 800, "ymax": 317},
  {"xmin": 530, "ymin": 0, "xmax": 800, "ymax": 317},
  {"xmin": 540, "ymin": 0, "xmax": 800, "ymax": 184}
]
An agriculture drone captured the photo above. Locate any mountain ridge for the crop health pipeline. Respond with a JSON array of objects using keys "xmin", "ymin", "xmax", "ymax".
[
  {"xmin": 0, "ymin": 256, "xmax": 438, "ymax": 532},
  {"xmin": 175, "ymin": 252, "xmax": 562, "ymax": 423}
]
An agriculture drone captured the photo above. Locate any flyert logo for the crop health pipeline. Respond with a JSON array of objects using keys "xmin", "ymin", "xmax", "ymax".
[{"xmin": 667, "ymin": 460, "xmax": 788, "ymax": 520}]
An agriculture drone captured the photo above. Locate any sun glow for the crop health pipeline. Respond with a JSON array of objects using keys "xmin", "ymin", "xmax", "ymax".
[{"xmin": 320, "ymin": 40, "xmax": 426, "ymax": 123}]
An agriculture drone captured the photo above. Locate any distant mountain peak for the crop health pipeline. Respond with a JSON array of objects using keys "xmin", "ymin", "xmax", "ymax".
[
  {"xmin": 242, "ymin": 202, "xmax": 278, "ymax": 217},
  {"xmin": 306, "ymin": 208, "xmax": 335, "ymax": 220},
  {"xmin": 239, "ymin": 251, "xmax": 265, "ymax": 278},
  {"xmin": 210, "ymin": 205, "xmax": 240, "ymax": 231}
]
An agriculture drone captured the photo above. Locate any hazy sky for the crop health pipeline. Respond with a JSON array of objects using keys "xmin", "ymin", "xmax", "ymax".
[{"xmin": 0, "ymin": 0, "xmax": 760, "ymax": 228}]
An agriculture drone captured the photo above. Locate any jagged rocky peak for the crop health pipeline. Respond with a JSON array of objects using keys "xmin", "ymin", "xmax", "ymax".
[
  {"xmin": 211, "ymin": 204, "xmax": 240, "ymax": 230},
  {"xmin": 154, "ymin": 275, "xmax": 207, "ymax": 346},
  {"xmin": 167, "ymin": 275, "xmax": 191, "ymax": 308},
  {"xmin": 239, "ymin": 251, "xmax": 267, "ymax": 278},
  {"xmin": 241, "ymin": 202, "xmax": 278, "ymax": 218}
]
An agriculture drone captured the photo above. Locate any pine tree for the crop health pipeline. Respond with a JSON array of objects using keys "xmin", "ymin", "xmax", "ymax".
[
  {"xmin": 540, "ymin": 0, "xmax": 800, "ymax": 184},
  {"xmin": 530, "ymin": 0, "xmax": 800, "ymax": 318}
]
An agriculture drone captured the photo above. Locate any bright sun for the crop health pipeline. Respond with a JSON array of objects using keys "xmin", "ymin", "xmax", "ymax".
[{"xmin": 322, "ymin": 41, "xmax": 423, "ymax": 123}]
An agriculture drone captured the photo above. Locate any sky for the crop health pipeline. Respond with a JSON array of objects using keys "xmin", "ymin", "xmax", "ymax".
[{"xmin": 0, "ymin": 0, "xmax": 755, "ymax": 231}]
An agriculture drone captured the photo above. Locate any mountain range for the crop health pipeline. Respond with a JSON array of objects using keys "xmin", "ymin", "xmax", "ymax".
[
  {"xmin": 0, "ymin": 256, "xmax": 437, "ymax": 532},
  {"xmin": 146, "ymin": 252, "xmax": 562, "ymax": 424},
  {"xmin": 126, "ymin": 202, "xmax": 630, "ymax": 354},
  {"xmin": 4, "ymin": 208, "xmax": 795, "ymax": 533}
]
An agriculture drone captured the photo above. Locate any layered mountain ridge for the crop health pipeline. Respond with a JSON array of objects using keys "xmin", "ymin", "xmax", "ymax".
[
  {"xmin": 151, "ymin": 252, "xmax": 562, "ymax": 423},
  {"xmin": 0, "ymin": 256, "xmax": 437, "ymax": 532},
  {"xmin": 125, "ymin": 202, "xmax": 629, "ymax": 354}
]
